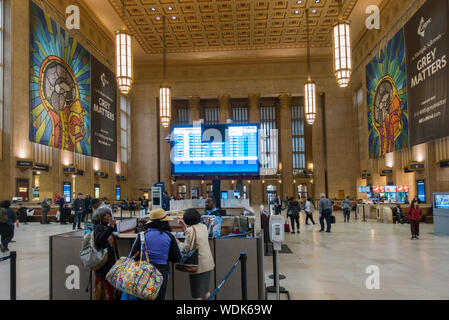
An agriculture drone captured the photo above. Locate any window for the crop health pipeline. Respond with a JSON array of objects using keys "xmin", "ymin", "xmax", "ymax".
[
  {"xmin": 292, "ymin": 104, "xmax": 306, "ymax": 173},
  {"xmin": 205, "ymin": 108, "xmax": 219, "ymax": 124},
  {"xmin": 120, "ymin": 95, "xmax": 131, "ymax": 164},
  {"xmin": 260, "ymin": 99, "xmax": 278, "ymax": 175},
  {"xmin": 230, "ymin": 99, "xmax": 248, "ymax": 124},
  {"xmin": 177, "ymin": 108, "xmax": 189, "ymax": 125}
]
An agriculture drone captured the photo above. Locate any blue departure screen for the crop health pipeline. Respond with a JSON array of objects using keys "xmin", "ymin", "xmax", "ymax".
[{"xmin": 171, "ymin": 124, "xmax": 259, "ymax": 175}]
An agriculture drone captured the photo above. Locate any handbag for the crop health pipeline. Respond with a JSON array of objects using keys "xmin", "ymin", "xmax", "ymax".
[
  {"xmin": 175, "ymin": 226, "xmax": 199, "ymax": 273},
  {"xmin": 106, "ymin": 232, "xmax": 163, "ymax": 300},
  {"xmin": 79, "ymin": 230, "xmax": 109, "ymax": 271},
  {"xmin": 330, "ymin": 215, "xmax": 336, "ymax": 224}
]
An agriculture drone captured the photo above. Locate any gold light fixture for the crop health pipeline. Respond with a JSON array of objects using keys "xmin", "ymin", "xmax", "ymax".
[
  {"xmin": 159, "ymin": 16, "xmax": 172, "ymax": 128},
  {"xmin": 116, "ymin": 0, "xmax": 133, "ymax": 95},
  {"xmin": 333, "ymin": 0, "xmax": 352, "ymax": 87},
  {"xmin": 304, "ymin": 9, "xmax": 316, "ymax": 125}
]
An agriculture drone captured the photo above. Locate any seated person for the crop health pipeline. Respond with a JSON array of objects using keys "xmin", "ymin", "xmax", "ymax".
[
  {"xmin": 60, "ymin": 203, "xmax": 71, "ymax": 225},
  {"xmin": 205, "ymin": 198, "xmax": 220, "ymax": 216},
  {"xmin": 393, "ymin": 204, "xmax": 406, "ymax": 224}
]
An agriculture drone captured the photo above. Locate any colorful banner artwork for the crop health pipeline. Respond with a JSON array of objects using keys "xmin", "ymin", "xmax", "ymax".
[
  {"xmin": 30, "ymin": 1, "xmax": 91, "ymax": 156},
  {"xmin": 366, "ymin": 29, "xmax": 409, "ymax": 159},
  {"xmin": 405, "ymin": 0, "xmax": 449, "ymax": 146}
]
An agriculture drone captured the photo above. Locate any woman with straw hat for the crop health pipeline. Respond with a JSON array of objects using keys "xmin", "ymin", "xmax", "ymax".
[{"xmin": 129, "ymin": 208, "xmax": 182, "ymax": 300}]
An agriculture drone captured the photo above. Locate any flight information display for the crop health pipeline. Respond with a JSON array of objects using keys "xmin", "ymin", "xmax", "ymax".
[{"xmin": 171, "ymin": 124, "xmax": 259, "ymax": 175}]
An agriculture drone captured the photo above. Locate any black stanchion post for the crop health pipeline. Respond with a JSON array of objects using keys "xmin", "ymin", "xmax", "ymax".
[
  {"xmin": 240, "ymin": 253, "xmax": 247, "ymax": 300},
  {"xmin": 10, "ymin": 251, "xmax": 16, "ymax": 301},
  {"xmin": 120, "ymin": 206, "xmax": 123, "ymax": 221}
]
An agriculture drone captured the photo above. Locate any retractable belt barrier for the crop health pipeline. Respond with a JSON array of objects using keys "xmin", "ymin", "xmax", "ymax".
[
  {"xmin": 0, "ymin": 251, "xmax": 17, "ymax": 300},
  {"xmin": 207, "ymin": 252, "xmax": 247, "ymax": 300}
]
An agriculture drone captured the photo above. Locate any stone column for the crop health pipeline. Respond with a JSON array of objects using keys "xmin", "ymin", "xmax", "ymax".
[
  {"xmin": 279, "ymin": 93, "xmax": 294, "ymax": 198},
  {"xmin": 188, "ymin": 95, "xmax": 201, "ymax": 198},
  {"xmin": 219, "ymin": 94, "xmax": 231, "ymax": 123},
  {"xmin": 248, "ymin": 94, "xmax": 260, "ymax": 123}
]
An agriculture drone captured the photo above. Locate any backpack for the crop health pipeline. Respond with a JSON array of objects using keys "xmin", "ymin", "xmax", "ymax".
[
  {"xmin": 80, "ymin": 230, "xmax": 109, "ymax": 271},
  {"xmin": 0, "ymin": 208, "xmax": 8, "ymax": 224}
]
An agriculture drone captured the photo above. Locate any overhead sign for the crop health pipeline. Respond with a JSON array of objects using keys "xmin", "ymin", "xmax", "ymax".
[
  {"xmin": 33, "ymin": 164, "xmax": 49, "ymax": 171},
  {"xmin": 63, "ymin": 167, "xmax": 76, "ymax": 174},
  {"xmin": 381, "ymin": 169, "xmax": 393, "ymax": 176},
  {"xmin": 405, "ymin": 0, "xmax": 449, "ymax": 146},
  {"xmin": 16, "ymin": 160, "xmax": 34, "ymax": 168},
  {"xmin": 361, "ymin": 172, "xmax": 371, "ymax": 179}
]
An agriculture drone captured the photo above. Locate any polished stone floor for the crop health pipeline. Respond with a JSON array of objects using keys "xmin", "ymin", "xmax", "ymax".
[{"xmin": 1, "ymin": 212, "xmax": 449, "ymax": 300}]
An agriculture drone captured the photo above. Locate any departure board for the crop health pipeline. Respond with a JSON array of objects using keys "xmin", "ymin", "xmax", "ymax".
[{"xmin": 171, "ymin": 124, "xmax": 259, "ymax": 175}]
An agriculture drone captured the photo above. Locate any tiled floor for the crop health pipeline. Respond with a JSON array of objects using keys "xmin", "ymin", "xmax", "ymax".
[
  {"xmin": 264, "ymin": 213, "xmax": 449, "ymax": 300},
  {"xmin": 1, "ymin": 212, "xmax": 449, "ymax": 300}
]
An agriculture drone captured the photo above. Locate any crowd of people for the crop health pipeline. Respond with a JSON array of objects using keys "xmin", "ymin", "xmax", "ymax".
[
  {"xmin": 274, "ymin": 193, "xmax": 426, "ymax": 239},
  {"xmin": 90, "ymin": 205, "xmax": 215, "ymax": 301}
]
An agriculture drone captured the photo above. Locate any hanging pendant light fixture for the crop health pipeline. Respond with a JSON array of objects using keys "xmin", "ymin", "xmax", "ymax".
[
  {"xmin": 333, "ymin": 0, "xmax": 352, "ymax": 88},
  {"xmin": 115, "ymin": 0, "xmax": 133, "ymax": 95},
  {"xmin": 159, "ymin": 16, "xmax": 172, "ymax": 128},
  {"xmin": 304, "ymin": 8, "xmax": 316, "ymax": 126}
]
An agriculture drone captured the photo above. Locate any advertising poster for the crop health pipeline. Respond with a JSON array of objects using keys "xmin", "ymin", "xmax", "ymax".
[
  {"xmin": 29, "ymin": 1, "xmax": 91, "ymax": 156},
  {"xmin": 366, "ymin": 29, "xmax": 409, "ymax": 159},
  {"xmin": 91, "ymin": 56, "xmax": 117, "ymax": 162},
  {"xmin": 405, "ymin": 0, "xmax": 449, "ymax": 146}
]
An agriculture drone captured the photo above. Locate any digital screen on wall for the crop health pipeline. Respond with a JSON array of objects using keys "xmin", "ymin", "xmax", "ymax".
[
  {"xmin": 385, "ymin": 186, "xmax": 397, "ymax": 193},
  {"xmin": 171, "ymin": 124, "xmax": 259, "ymax": 175},
  {"xmin": 417, "ymin": 180, "xmax": 426, "ymax": 203},
  {"xmin": 435, "ymin": 194, "xmax": 449, "ymax": 209},
  {"xmin": 63, "ymin": 183, "xmax": 71, "ymax": 203}
]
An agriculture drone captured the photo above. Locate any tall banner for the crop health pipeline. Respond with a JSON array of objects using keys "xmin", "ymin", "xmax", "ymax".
[
  {"xmin": 29, "ymin": 1, "xmax": 117, "ymax": 162},
  {"xmin": 91, "ymin": 56, "xmax": 117, "ymax": 162},
  {"xmin": 366, "ymin": 29, "xmax": 409, "ymax": 159},
  {"xmin": 30, "ymin": 1, "xmax": 91, "ymax": 156},
  {"xmin": 405, "ymin": 0, "xmax": 449, "ymax": 146}
]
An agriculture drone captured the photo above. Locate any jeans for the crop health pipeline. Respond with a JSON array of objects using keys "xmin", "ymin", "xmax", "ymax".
[
  {"xmin": 320, "ymin": 209, "xmax": 332, "ymax": 232},
  {"xmin": 306, "ymin": 212, "xmax": 316, "ymax": 225},
  {"xmin": 343, "ymin": 208, "xmax": 351, "ymax": 222},
  {"xmin": 73, "ymin": 211, "xmax": 83, "ymax": 229},
  {"xmin": 289, "ymin": 215, "xmax": 300, "ymax": 232}
]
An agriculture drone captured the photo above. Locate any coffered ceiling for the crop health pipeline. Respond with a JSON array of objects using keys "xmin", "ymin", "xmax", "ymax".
[{"xmin": 107, "ymin": 0, "xmax": 357, "ymax": 55}]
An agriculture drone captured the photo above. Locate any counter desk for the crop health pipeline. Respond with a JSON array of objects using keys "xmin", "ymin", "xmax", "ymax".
[{"xmin": 49, "ymin": 218, "xmax": 265, "ymax": 300}]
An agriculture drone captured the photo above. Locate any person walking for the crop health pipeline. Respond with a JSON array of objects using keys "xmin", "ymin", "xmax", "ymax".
[
  {"xmin": 407, "ymin": 199, "xmax": 423, "ymax": 240},
  {"xmin": 319, "ymin": 193, "xmax": 333, "ymax": 233},
  {"xmin": 72, "ymin": 193, "xmax": 85, "ymax": 230},
  {"xmin": 0, "ymin": 201, "xmax": 19, "ymax": 253},
  {"xmin": 305, "ymin": 197, "xmax": 317, "ymax": 225},
  {"xmin": 92, "ymin": 206, "xmax": 119, "ymax": 300},
  {"xmin": 287, "ymin": 198, "xmax": 300, "ymax": 234},
  {"xmin": 179, "ymin": 209, "xmax": 215, "ymax": 300},
  {"xmin": 129, "ymin": 208, "xmax": 182, "ymax": 300},
  {"xmin": 341, "ymin": 196, "xmax": 352, "ymax": 223},
  {"xmin": 41, "ymin": 198, "xmax": 51, "ymax": 224},
  {"xmin": 274, "ymin": 195, "xmax": 282, "ymax": 215}
]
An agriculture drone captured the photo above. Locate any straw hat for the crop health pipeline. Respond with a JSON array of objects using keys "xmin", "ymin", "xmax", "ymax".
[{"xmin": 146, "ymin": 208, "xmax": 173, "ymax": 223}]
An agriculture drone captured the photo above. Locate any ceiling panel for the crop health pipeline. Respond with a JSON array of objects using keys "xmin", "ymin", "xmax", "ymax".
[{"xmin": 108, "ymin": 0, "xmax": 357, "ymax": 54}]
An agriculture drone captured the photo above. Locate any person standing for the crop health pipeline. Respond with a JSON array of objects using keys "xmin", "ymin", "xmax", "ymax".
[
  {"xmin": 319, "ymin": 193, "xmax": 333, "ymax": 233},
  {"xmin": 163, "ymin": 192, "xmax": 171, "ymax": 211},
  {"xmin": 287, "ymin": 198, "xmax": 300, "ymax": 234},
  {"xmin": 141, "ymin": 196, "xmax": 149, "ymax": 216},
  {"xmin": 0, "ymin": 201, "xmax": 19, "ymax": 252},
  {"xmin": 72, "ymin": 193, "xmax": 85, "ymax": 230},
  {"xmin": 407, "ymin": 199, "xmax": 423, "ymax": 240},
  {"xmin": 84, "ymin": 194, "xmax": 92, "ymax": 223},
  {"xmin": 341, "ymin": 196, "xmax": 352, "ymax": 223},
  {"xmin": 58, "ymin": 196, "xmax": 66, "ymax": 222},
  {"xmin": 274, "ymin": 195, "xmax": 282, "ymax": 215},
  {"xmin": 41, "ymin": 198, "xmax": 51, "ymax": 224},
  {"xmin": 179, "ymin": 209, "xmax": 215, "ymax": 300},
  {"xmin": 305, "ymin": 197, "xmax": 317, "ymax": 225},
  {"xmin": 129, "ymin": 208, "xmax": 182, "ymax": 300},
  {"xmin": 92, "ymin": 207, "xmax": 119, "ymax": 300}
]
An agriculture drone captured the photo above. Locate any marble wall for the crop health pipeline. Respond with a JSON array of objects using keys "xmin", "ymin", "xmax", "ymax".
[
  {"xmin": 0, "ymin": 0, "xmax": 130, "ymax": 202},
  {"xmin": 351, "ymin": 0, "xmax": 449, "ymax": 202},
  {"xmin": 130, "ymin": 55, "xmax": 358, "ymax": 204}
]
